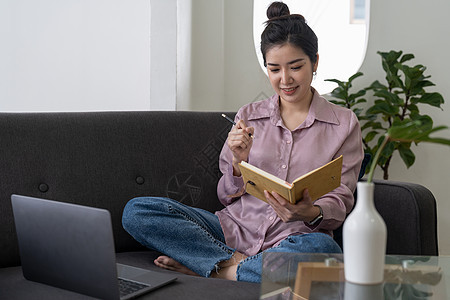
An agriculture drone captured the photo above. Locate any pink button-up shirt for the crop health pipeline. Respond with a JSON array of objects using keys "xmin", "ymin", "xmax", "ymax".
[{"xmin": 215, "ymin": 90, "xmax": 364, "ymax": 257}]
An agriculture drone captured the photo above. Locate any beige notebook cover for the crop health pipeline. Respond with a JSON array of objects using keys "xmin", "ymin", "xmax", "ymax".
[{"xmin": 238, "ymin": 155, "xmax": 343, "ymax": 204}]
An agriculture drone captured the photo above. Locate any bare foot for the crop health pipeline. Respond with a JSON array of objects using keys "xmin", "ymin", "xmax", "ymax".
[
  {"xmin": 211, "ymin": 264, "xmax": 239, "ymax": 280},
  {"xmin": 154, "ymin": 256, "xmax": 199, "ymax": 276},
  {"xmin": 210, "ymin": 251, "xmax": 248, "ymax": 281},
  {"xmin": 219, "ymin": 251, "xmax": 248, "ymax": 268}
]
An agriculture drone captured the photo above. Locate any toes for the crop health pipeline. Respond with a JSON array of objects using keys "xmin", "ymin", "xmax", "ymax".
[
  {"xmin": 155, "ymin": 256, "xmax": 178, "ymax": 267},
  {"xmin": 153, "ymin": 256, "xmax": 199, "ymax": 276},
  {"xmin": 154, "ymin": 258, "xmax": 176, "ymax": 271}
]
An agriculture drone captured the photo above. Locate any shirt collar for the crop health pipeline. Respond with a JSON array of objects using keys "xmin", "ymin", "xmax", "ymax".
[
  {"xmin": 245, "ymin": 88, "xmax": 340, "ymax": 129},
  {"xmin": 305, "ymin": 88, "xmax": 340, "ymax": 127}
]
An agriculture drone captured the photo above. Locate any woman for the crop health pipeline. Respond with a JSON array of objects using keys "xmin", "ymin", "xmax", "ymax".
[{"xmin": 122, "ymin": 1, "xmax": 364, "ymax": 283}]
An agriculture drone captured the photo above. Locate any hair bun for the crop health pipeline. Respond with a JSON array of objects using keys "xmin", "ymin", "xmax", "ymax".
[{"xmin": 266, "ymin": 2, "xmax": 290, "ymax": 19}]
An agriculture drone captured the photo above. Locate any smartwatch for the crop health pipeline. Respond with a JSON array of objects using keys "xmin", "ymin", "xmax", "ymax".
[{"xmin": 308, "ymin": 205, "xmax": 323, "ymax": 226}]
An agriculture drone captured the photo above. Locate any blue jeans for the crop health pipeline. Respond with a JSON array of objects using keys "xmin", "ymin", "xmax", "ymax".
[{"xmin": 122, "ymin": 197, "xmax": 341, "ymax": 283}]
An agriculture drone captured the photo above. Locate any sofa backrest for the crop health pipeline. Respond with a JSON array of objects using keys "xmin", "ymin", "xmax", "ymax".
[
  {"xmin": 0, "ymin": 111, "xmax": 233, "ymax": 268},
  {"xmin": 0, "ymin": 111, "xmax": 438, "ymax": 268}
]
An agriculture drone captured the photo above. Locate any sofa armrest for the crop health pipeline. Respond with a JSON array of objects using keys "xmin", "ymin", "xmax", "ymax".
[
  {"xmin": 333, "ymin": 179, "xmax": 438, "ymax": 256},
  {"xmin": 371, "ymin": 179, "xmax": 438, "ymax": 256}
]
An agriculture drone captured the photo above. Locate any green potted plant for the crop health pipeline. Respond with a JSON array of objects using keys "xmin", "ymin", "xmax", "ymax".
[
  {"xmin": 327, "ymin": 51, "xmax": 450, "ymax": 284},
  {"xmin": 343, "ymin": 117, "xmax": 450, "ymax": 284},
  {"xmin": 327, "ymin": 50, "xmax": 449, "ymax": 180}
]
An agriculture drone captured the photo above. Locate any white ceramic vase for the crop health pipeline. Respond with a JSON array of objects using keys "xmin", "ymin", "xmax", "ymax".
[
  {"xmin": 343, "ymin": 182, "xmax": 387, "ymax": 284},
  {"xmin": 344, "ymin": 281, "xmax": 383, "ymax": 300}
]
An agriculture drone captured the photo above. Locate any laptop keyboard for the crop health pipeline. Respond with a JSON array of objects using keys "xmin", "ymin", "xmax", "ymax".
[{"xmin": 118, "ymin": 277, "xmax": 151, "ymax": 298}]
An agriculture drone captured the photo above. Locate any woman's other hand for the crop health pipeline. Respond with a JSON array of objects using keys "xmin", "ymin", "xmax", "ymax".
[
  {"xmin": 227, "ymin": 120, "xmax": 254, "ymax": 176},
  {"xmin": 264, "ymin": 189, "xmax": 320, "ymax": 223}
]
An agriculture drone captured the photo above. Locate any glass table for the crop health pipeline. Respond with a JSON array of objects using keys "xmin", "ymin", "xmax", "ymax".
[{"xmin": 260, "ymin": 253, "xmax": 449, "ymax": 300}]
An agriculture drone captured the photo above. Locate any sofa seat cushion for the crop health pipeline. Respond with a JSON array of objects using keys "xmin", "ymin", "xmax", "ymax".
[
  {"xmin": 116, "ymin": 251, "xmax": 260, "ymax": 300},
  {"xmin": 0, "ymin": 250, "xmax": 260, "ymax": 300}
]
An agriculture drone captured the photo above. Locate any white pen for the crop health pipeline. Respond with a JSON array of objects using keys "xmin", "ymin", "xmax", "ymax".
[{"xmin": 221, "ymin": 114, "xmax": 253, "ymax": 138}]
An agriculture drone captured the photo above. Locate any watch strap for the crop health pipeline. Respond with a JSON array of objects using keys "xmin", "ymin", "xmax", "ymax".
[{"xmin": 308, "ymin": 205, "xmax": 323, "ymax": 226}]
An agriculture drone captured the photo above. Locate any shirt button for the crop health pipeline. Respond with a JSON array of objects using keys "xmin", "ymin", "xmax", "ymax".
[
  {"xmin": 269, "ymin": 216, "xmax": 274, "ymax": 221},
  {"xmin": 281, "ymin": 164, "xmax": 287, "ymax": 169},
  {"xmin": 286, "ymin": 140, "xmax": 291, "ymax": 144}
]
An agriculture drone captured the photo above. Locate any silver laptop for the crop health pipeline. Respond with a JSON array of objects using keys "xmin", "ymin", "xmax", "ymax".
[{"xmin": 11, "ymin": 194, "xmax": 177, "ymax": 300}]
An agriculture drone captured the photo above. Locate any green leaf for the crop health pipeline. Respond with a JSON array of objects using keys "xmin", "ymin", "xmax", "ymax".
[
  {"xmin": 364, "ymin": 131, "xmax": 379, "ymax": 143},
  {"xmin": 363, "ymin": 113, "xmax": 378, "ymax": 121},
  {"xmin": 329, "ymin": 88, "xmax": 347, "ymax": 100},
  {"xmin": 415, "ymin": 92, "xmax": 445, "ymax": 108},
  {"xmin": 353, "ymin": 108, "xmax": 363, "ymax": 116},
  {"xmin": 348, "ymin": 72, "xmax": 364, "ymax": 82},
  {"xmin": 348, "ymin": 89, "xmax": 366, "ymax": 101},
  {"xmin": 411, "ymin": 115, "xmax": 433, "ymax": 130},
  {"xmin": 386, "ymin": 119, "xmax": 450, "ymax": 147},
  {"xmin": 325, "ymin": 78, "xmax": 345, "ymax": 86},
  {"xmin": 396, "ymin": 64, "xmax": 426, "ymax": 91},
  {"xmin": 424, "ymin": 137, "xmax": 450, "ymax": 145},
  {"xmin": 407, "ymin": 103, "xmax": 419, "ymax": 114},
  {"xmin": 415, "ymin": 79, "xmax": 435, "ymax": 89},
  {"xmin": 367, "ymin": 101, "xmax": 399, "ymax": 116},
  {"xmin": 367, "ymin": 80, "xmax": 388, "ymax": 91},
  {"xmin": 398, "ymin": 143, "xmax": 415, "ymax": 168},
  {"xmin": 375, "ymin": 135, "xmax": 393, "ymax": 155},
  {"xmin": 388, "ymin": 120, "xmax": 426, "ymax": 141},
  {"xmin": 377, "ymin": 139, "xmax": 395, "ymax": 166},
  {"xmin": 397, "ymin": 63, "xmax": 425, "ymax": 81},
  {"xmin": 379, "ymin": 51, "xmax": 405, "ymax": 89},
  {"xmin": 326, "ymin": 71, "xmax": 367, "ymax": 111},
  {"xmin": 400, "ymin": 53, "xmax": 415, "ymax": 63},
  {"xmin": 361, "ymin": 120, "xmax": 383, "ymax": 131},
  {"xmin": 329, "ymin": 100, "xmax": 346, "ymax": 106},
  {"xmin": 373, "ymin": 90, "xmax": 403, "ymax": 105},
  {"xmin": 429, "ymin": 125, "xmax": 450, "ymax": 132},
  {"xmin": 378, "ymin": 50, "xmax": 402, "ymax": 72}
]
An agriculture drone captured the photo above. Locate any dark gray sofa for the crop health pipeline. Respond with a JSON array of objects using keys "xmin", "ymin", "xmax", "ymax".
[{"xmin": 0, "ymin": 111, "xmax": 438, "ymax": 299}]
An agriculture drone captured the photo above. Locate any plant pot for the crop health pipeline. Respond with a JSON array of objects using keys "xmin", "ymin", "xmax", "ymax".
[{"xmin": 343, "ymin": 182, "xmax": 387, "ymax": 284}]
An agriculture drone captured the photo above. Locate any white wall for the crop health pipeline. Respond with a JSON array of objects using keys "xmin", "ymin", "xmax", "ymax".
[
  {"xmin": 0, "ymin": 0, "xmax": 177, "ymax": 111},
  {"xmin": 176, "ymin": 0, "xmax": 273, "ymax": 111},
  {"xmin": 354, "ymin": 0, "xmax": 450, "ymax": 255},
  {"xmin": 150, "ymin": 0, "xmax": 177, "ymax": 110},
  {"xmin": 176, "ymin": 0, "xmax": 192, "ymax": 110}
]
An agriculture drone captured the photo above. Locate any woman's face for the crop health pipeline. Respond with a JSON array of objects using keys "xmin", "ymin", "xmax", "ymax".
[{"xmin": 266, "ymin": 43, "xmax": 318, "ymax": 106}]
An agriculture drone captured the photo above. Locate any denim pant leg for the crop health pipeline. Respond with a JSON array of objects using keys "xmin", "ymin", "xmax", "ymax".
[
  {"xmin": 236, "ymin": 232, "xmax": 342, "ymax": 283},
  {"xmin": 122, "ymin": 197, "xmax": 235, "ymax": 277}
]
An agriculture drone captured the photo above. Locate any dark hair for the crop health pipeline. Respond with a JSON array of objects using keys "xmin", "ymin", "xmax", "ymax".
[{"xmin": 261, "ymin": 2, "xmax": 318, "ymax": 67}]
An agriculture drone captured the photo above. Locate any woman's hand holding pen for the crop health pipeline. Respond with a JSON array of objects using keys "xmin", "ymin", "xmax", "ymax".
[{"xmin": 227, "ymin": 119, "xmax": 254, "ymax": 176}]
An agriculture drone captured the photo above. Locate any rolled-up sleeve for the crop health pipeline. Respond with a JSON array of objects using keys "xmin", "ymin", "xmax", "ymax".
[
  {"xmin": 217, "ymin": 144, "xmax": 245, "ymax": 206},
  {"xmin": 312, "ymin": 111, "xmax": 364, "ymax": 231}
]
